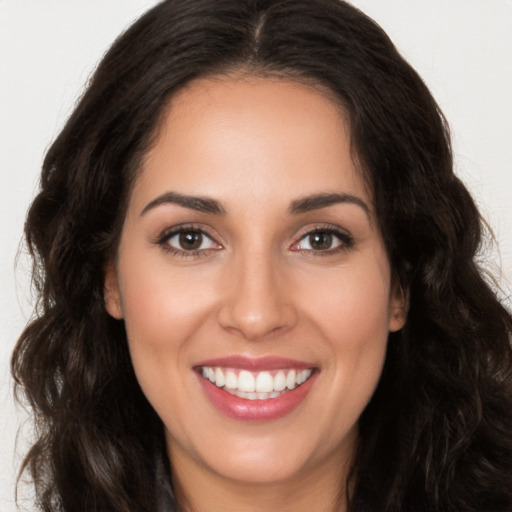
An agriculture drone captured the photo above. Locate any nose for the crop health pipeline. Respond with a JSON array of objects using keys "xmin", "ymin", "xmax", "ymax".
[{"xmin": 217, "ymin": 250, "xmax": 298, "ymax": 341}]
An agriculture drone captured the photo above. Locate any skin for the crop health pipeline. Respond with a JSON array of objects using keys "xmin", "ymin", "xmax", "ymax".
[{"xmin": 105, "ymin": 76, "xmax": 407, "ymax": 512}]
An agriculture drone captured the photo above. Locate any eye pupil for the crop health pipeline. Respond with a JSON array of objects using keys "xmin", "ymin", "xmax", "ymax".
[
  {"xmin": 179, "ymin": 231, "xmax": 202, "ymax": 250},
  {"xmin": 310, "ymin": 232, "xmax": 332, "ymax": 250}
]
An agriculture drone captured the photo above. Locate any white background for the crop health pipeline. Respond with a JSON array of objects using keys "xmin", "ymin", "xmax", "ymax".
[{"xmin": 1, "ymin": 1, "xmax": 511, "ymax": 510}]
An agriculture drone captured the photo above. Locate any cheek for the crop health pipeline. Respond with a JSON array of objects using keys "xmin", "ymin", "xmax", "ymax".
[
  {"xmin": 119, "ymin": 253, "xmax": 213, "ymax": 333},
  {"xmin": 301, "ymin": 256, "xmax": 391, "ymax": 408},
  {"xmin": 303, "ymin": 255, "xmax": 392, "ymax": 345},
  {"xmin": 317, "ymin": 285, "xmax": 390, "ymax": 381},
  {"xmin": 116, "ymin": 259, "xmax": 219, "ymax": 426},
  {"xmin": 116, "ymin": 255, "xmax": 217, "ymax": 387}
]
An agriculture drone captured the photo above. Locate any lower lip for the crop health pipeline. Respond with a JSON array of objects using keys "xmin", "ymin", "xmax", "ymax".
[{"xmin": 197, "ymin": 372, "xmax": 317, "ymax": 421}]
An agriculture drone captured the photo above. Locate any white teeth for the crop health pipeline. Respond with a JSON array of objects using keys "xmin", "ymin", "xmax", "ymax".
[
  {"xmin": 255, "ymin": 371, "xmax": 274, "ymax": 393},
  {"xmin": 200, "ymin": 366, "xmax": 314, "ymax": 397},
  {"xmin": 274, "ymin": 371, "xmax": 287, "ymax": 391},
  {"xmin": 297, "ymin": 369, "xmax": 309, "ymax": 385},
  {"xmin": 215, "ymin": 367, "xmax": 225, "ymax": 388},
  {"xmin": 286, "ymin": 369, "xmax": 296, "ymax": 390},
  {"xmin": 238, "ymin": 370, "xmax": 256, "ymax": 392},
  {"xmin": 225, "ymin": 370, "xmax": 237, "ymax": 389},
  {"xmin": 300, "ymin": 369, "xmax": 313, "ymax": 384}
]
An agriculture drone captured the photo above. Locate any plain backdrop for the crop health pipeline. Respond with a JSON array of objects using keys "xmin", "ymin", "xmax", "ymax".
[{"xmin": 1, "ymin": 1, "xmax": 511, "ymax": 510}]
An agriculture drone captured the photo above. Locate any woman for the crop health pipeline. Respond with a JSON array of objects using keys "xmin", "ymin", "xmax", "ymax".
[{"xmin": 12, "ymin": 0, "xmax": 512, "ymax": 510}]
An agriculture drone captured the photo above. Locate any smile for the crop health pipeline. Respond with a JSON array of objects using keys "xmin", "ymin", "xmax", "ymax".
[
  {"xmin": 195, "ymin": 357, "xmax": 318, "ymax": 421},
  {"xmin": 200, "ymin": 367, "xmax": 314, "ymax": 400}
]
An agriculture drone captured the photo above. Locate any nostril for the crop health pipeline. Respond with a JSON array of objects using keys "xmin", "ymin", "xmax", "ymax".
[
  {"xmin": 217, "ymin": 302, "xmax": 297, "ymax": 341},
  {"xmin": 216, "ymin": 260, "xmax": 298, "ymax": 339}
]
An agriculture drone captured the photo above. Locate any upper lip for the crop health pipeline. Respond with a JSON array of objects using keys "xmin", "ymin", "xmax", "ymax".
[{"xmin": 194, "ymin": 355, "xmax": 315, "ymax": 372}]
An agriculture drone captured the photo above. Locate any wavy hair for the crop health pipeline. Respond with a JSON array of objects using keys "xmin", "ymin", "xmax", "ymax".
[{"xmin": 12, "ymin": 0, "xmax": 512, "ymax": 510}]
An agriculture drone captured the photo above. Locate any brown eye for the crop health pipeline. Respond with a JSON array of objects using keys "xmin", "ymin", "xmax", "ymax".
[
  {"xmin": 308, "ymin": 232, "xmax": 333, "ymax": 251},
  {"xmin": 179, "ymin": 230, "xmax": 203, "ymax": 250},
  {"xmin": 292, "ymin": 228, "xmax": 353, "ymax": 253},
  {"xmin": 161, "ymin": 228, "xmax": 220, "ymax": 254}
]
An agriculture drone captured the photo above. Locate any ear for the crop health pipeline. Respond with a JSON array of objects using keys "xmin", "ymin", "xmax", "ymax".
[
  {"xmin": 104, "ymin": 261, "xmax": 123, "ymax": 320},
  {"xmin": 388, "ymin": 279, "xmax": 408, "ymax": 332}
]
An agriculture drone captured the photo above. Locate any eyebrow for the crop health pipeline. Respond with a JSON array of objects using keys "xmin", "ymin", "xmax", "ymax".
[
  {"xmin": 141, "ymin": 191, "xmax": 226, "ymax": 216},
  {"xmin": 289, "ymin": 192, "xmax": 370, "ymax": 216},
  {"xmin": 140, "ymin": 191, "xmax": 370, "ymax": 218}
]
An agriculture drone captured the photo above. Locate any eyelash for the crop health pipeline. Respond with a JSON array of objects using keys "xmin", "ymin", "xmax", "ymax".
[
  {"xmin": 292, "ymin": 225, "xmax": 354, "ymax": 256},
  {"xmin": 154, "ymin": 224, "xmax": 354, "ymax": 258},
  {"xmin": 154, "ymin": 224, "xmax": 220, "ymax": 258}
]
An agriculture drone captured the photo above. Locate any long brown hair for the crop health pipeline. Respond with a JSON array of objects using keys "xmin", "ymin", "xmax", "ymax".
[{"xmin": 13, "ymin": 1, "xmax": 512, "ymax": 510}]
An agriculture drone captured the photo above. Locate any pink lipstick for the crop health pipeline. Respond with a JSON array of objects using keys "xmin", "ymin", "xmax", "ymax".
[{"xmin": 195, "ymin": 356, "xmax": 318, "ymax": 421}]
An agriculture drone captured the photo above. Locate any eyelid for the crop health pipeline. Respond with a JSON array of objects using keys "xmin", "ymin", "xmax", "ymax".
[
  {"xmin": 154, "ymin": 223, "xmax": 223, "ymax": 256},
  {"xmin": 155, "ymin": 223, "xmax": 217, "ymax": 243},
  {"xmin": 290, "ymin": 224, "xmax": 354, "ymax": 253},
  {"xmin": 153, "ymin": 222, "xmax": 354, "ymax": 257}
]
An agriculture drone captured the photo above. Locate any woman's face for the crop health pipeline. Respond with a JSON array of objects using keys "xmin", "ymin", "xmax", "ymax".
[{"xmin": 105, "ymin": 76, "xmax": 406, "ymax": 490}]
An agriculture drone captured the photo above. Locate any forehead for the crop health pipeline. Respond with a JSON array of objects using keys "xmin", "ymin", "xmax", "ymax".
[{"xmin": 133, "ymin": 75, "xmax": 371, "ymax": 214}]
